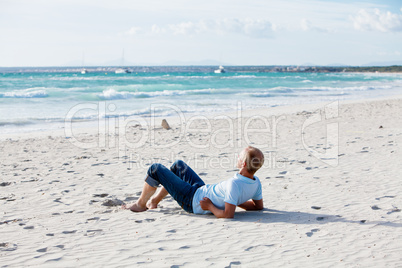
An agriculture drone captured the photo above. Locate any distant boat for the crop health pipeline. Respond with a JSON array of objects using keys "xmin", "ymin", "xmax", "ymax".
[
  {"xmin": 214, "ymin": 65, "xmax": 225, "ymax": 74},
  {"xmin": 81, "ymin": 50, "xmax": 87, "ymax": 74},
  {"xmin": 115, "ymin": 68, "xmax": 131, "ymax": 74},
  {"xmin": 115, "ymin": 48, "xmax": 131, "ymax": 74}
]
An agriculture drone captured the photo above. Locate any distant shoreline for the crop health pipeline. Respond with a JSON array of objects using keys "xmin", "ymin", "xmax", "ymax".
[{"xmin": 1, "ymin": 65, "xmax": 402, "ymax": 74}]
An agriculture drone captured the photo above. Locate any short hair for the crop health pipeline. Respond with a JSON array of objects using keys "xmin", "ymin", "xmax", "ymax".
[{"xmin": 243, "ymin": 146, "xmax": 264, "ymax": 174}]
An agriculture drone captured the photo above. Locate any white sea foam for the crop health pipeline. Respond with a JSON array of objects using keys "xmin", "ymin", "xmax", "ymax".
[
  {"xmin": 247, "ymin": 92, "xmax": 275, "ymax": 97},
  {"xmin": 0, "ymin": 89, "xmax": 48, "ymax": 98},
  {"xmin": 51, "ymin": 76, "xmax": 156, "ymax": 81},
  {"xmin": 222, "ymin": 75, "xmax": 258, "ymax": 79},
  {"xmin": 97, "ymin": 89, "xmax": 184, "ymax": 100},
  {"xmin": 287, "ymin": 85, "xmax": 392, "ymax": 92},
  {"xmin": 97, "ymin": 88, "xmax": 223, "ymax": 100},
  {"xmin": 95, "ymin": 84, "xmax": 397, "ymax": 101},
  {"xmin": 174, "ymin": 76, "xmax": 214, "ymax": 79}
]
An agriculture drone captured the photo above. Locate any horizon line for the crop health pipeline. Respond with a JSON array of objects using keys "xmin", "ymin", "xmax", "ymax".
[{"xmin": 1, "ymin": 64, "xmax": 401, "ymax": 68}]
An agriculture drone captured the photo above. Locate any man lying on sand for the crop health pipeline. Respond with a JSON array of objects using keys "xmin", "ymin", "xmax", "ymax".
[{"xmin": 123, "ymin": 146, "xmax": 264, "ymax": 218}]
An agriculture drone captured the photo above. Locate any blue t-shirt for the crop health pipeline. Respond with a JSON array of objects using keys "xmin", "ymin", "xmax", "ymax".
[{"xmin": 192, "ymin": 173, "xmax": 263, "ymax": 214}]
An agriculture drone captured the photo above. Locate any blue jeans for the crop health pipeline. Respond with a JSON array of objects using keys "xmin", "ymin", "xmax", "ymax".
[{"xmin": 145, "ymin": 160, "xmax": 205, "ymax": 213}]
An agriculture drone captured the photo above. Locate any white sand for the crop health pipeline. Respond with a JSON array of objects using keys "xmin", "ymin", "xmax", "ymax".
[{"xmin": 1, "ymin": 96, "xmax": 402, "ymax": 267}]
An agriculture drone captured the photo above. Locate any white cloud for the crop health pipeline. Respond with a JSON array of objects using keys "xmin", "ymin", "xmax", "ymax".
[
  {"xmin": 145, "ymin": 18, "xmax": 275, "ymax": 38},
  {"xmin": 300, "ymin": 19, "xmax": 330, "ymax": 33},
  {"xmin": 300, "ymin": 19, "xmax": 311, "ymax": 31},
  {"xmin": 169, "ymin": 22, "xmax": 197, "ymax": 35},
  {"xmin": 124, "ymin": 17, "xmax": 334, "ymax": 39},
  {"xmin": 151, "ymin": 24, "xmax": 165, "ymax": 34},
  {"xmin": 235, "ymin": 19, "xmax": 274, "ymax": 38},
  {"xmin": 124, "ymin": 26, "xmax": 142, "ymax": 35},
  {"xmin": 352, "ymin": 8, "xmax": 402, "ymax": 32}
]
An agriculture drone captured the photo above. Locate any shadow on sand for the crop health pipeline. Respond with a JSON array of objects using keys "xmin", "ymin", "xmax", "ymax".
[{"xmin": 230, "ymin": 208, "xmax": 402, "ymax": 227}]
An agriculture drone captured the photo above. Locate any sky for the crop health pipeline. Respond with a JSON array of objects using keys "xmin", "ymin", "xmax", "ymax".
[{"xmin": 0, "ymin": 0, "xmax": 401, "ymax": 66}]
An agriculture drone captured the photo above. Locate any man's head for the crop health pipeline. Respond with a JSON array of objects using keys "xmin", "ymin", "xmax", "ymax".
[{"xmin": 237, "ymin": 146, "xmax": 264, "ymax": 175}]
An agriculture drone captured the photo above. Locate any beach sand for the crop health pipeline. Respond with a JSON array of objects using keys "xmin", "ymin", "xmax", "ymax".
[{"xmin": 1, "ymin": 96, "xmax": 402, "ymax": 267}]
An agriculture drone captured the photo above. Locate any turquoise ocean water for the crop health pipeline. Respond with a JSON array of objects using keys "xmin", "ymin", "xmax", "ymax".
[{"xmin": 1, "ymin": 67, "xmax": 401, "ymax": 134}]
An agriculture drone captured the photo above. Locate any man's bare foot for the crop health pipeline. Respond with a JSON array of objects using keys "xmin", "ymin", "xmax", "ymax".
[
  {"xmin": 122, "ymin": 202, "xmax": 147, "ymax": 212},
  {"xmin": 146, "ymin": 198, "xmax": 158, "ymax": 209}
]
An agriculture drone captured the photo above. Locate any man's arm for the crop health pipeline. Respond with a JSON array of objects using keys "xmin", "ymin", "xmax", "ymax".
[
  {"xmin": 199, "ymin": 198, "xmax": 236, "ymax": 218},
  {"xmin": 238, "ymin": 199, "xmax": 264, "ymax": 211}
]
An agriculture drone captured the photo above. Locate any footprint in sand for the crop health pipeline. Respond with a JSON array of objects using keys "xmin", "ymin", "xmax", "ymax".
[
  {"xmin": 387, "ymin": 207, "xmax": 401, "ymax": 215},
  {"xmin": 225, "ymin": 261, "xmax": 241, "ymax": 268},
  {"xmin": 85, "ymin": 229, "xmax": 103, "ymax": 236},
  {"xmin": 62, "ymin": 230, "xmax": 77, "ymax": 234},
  {"xmin": 306, "ymin": 228, "xmax": 320, "ymax": 237},
  {"xmin": 134, "ymin": 218, "xmax": 156, "ymax": 223},
  {"xmin": 375, "ymin": 195, "xmax": 395, "ymax": 200},
  {"xmin": 93, "ymin": 193, "xmax": 109, "ymax": 198},
  {"xmin": 0, "ymin": 243, "xmax": 18, "ymax": 251},
  {"xmin": 245, "ymin": 244, "xmax": 274, "ymax": 251},
  {"xmin": 87, "ymin": 229, "xmax": 103, "ymax": 233},
  {"xmin": 86, "ymin": 217, "xmax": 100, "ymax": 221},
  {"xmin": 102, "ymin": 199, "xmax": 124, "ymax": 207}
]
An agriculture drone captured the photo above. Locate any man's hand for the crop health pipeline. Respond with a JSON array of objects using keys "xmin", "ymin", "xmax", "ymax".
[
  {"xmin": 200, "ymin": 197, "xmax": 212, "ymax": 211},
  {"xmin": 200, "ymin": 197, "xmax": 236, "ymax": 218},
  {"xmin": 238, "ymin": 199, "xmax": 264, "ymax": 211}
]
